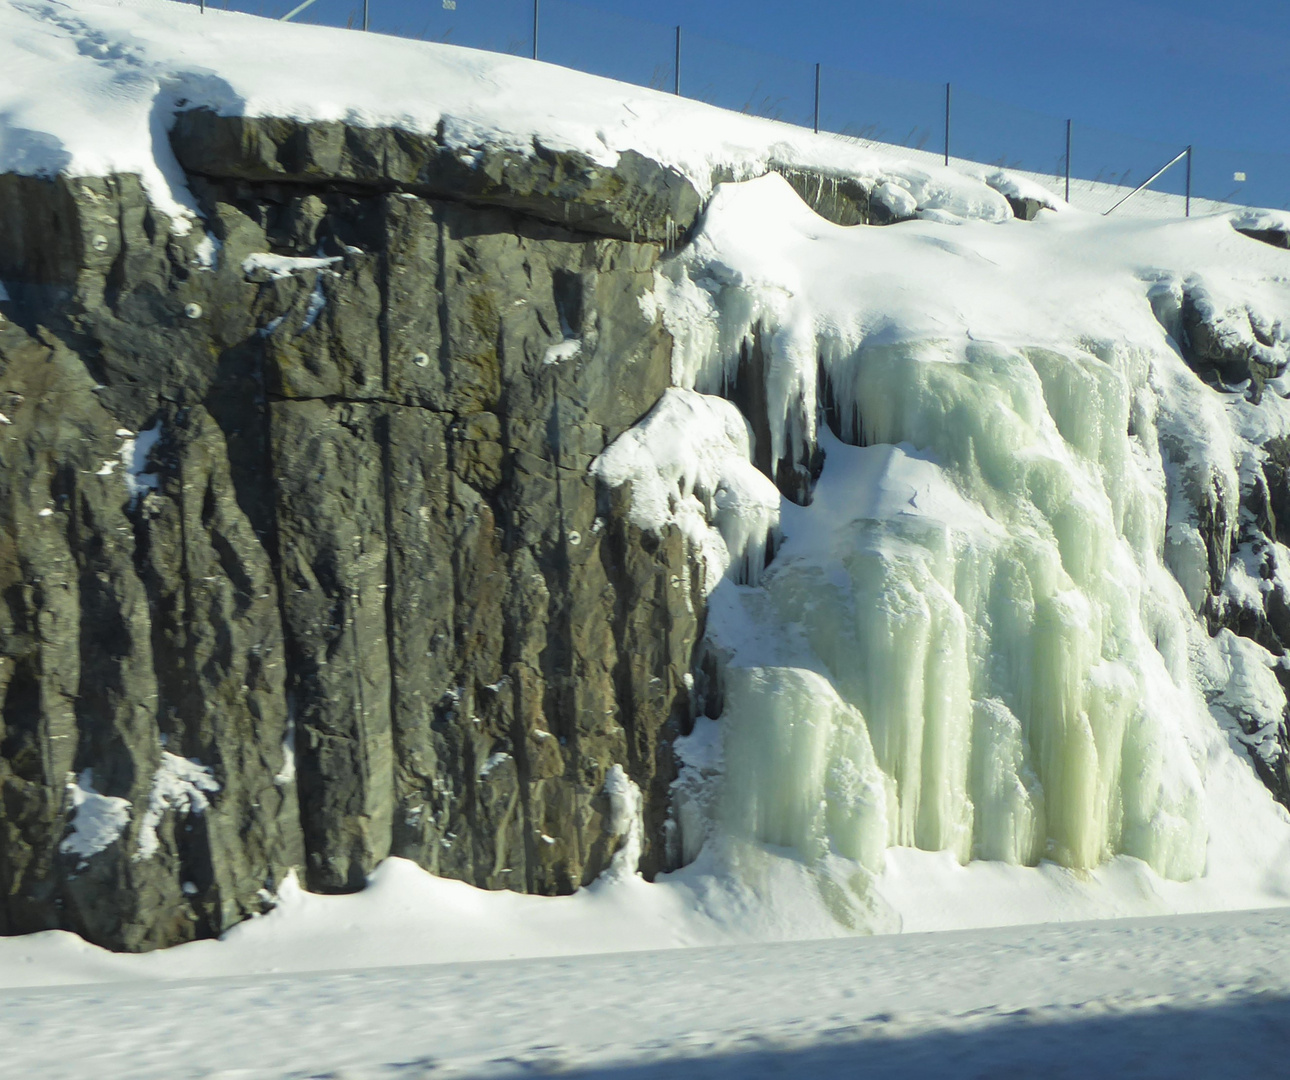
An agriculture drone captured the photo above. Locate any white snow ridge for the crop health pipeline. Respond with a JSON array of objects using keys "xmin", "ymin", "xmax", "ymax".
[{"xmin": 594, "ymin": 387, "xmax": 782, "ymax": 592}]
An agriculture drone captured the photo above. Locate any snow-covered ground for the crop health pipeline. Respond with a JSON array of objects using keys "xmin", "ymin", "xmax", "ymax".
[
  {"xmin": 4, "ymin": 901, "xmax": 1290, "ymax": 1077},
  {"xmin": 6, "ymin": 2, "xmax": 1290, "ymax": 1074}
]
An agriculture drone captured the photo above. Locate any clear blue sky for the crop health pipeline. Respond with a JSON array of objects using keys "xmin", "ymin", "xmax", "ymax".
[
  {"xmin": 573, "ymin": 0, "xmax": 1290, "ymax": 153},
  {"xmin": 270, "ymin": 0, "xmax": 1290, "ymax": 205}
]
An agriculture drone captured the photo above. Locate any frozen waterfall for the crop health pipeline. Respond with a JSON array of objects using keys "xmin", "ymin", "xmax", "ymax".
[{"xmin": 598, "ymin": 173, "xmax": 1290, "ymax": 901}]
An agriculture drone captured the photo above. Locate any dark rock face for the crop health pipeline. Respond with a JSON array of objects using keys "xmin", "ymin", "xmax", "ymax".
[
  {"xmin": 1003, "ymin": 196, "xmax": 1047, "ymax": 222},
  {"xmin": 1205, "ymin": 435, "xmax": 1290, "ymax": 808},
  {"xmin": 1237, "ymin": 227, "xmax": 1290, "ymax": 251},
  {"xmin": 0, "ymin": 129, "xmax": 703, "ymax": 949},
  {"xmin": 170, "ymin": 112, "xmax": 702, "ymax": 247}
]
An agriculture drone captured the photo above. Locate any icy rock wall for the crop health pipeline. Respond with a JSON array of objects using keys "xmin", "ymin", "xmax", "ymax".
[{"xmin": 611, "ymin": 173, "xmax": 1290, "ymax": 883}]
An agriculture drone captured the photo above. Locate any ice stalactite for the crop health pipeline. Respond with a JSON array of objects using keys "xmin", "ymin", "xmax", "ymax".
[
  {"xmin": 661, "ymin": 319, "xmax": 1212, "ymax": 879},
  {"xmin": 719, "ymin": 667, "xmax": 894, "ymax": 872}
]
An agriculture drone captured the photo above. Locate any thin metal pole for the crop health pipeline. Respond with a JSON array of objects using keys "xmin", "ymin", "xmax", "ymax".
[
  {"xmin": 363, "ymin": 0, "xmax": 369, "ymax": 31},
  {"xmin": 1102, "ymin": 146, "xmax": 1191, "ymax": 216},
  {"xmin": 675, "ymin": 26, "xmax": 681, "ymax": 95},
  {"xmin": 533, "ymin": 0, "xmax": 539, "ymax": 60},
  {"xmin": 200, "ymin": 0, "xmax": 204, "ymax": 12},
  {"xmin": 1185, "ymin": 145, "xmax": 1192, "ymax": 218},
  {"xmin": 280, "ymin": 0, "xmax": 322, "ymax": 21},
  {"xmin": 813, "ymin": 63, "xmax": 821, "ymax": 134},
  {"xmin": 1065, "ymin": 119, "xmax": 1071, "ymax": 203},
  {"xmin": 944, "ymin": 82, "xmax": 951, "ymax": 166}
]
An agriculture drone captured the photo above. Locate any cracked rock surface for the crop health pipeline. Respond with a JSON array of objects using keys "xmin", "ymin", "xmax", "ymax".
[{"xmin": 0, "ymin": 127, "xmax": 703, "ymax": 950}]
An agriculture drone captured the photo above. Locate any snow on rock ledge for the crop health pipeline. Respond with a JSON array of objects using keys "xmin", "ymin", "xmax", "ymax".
[
  {"xmin": 60, "ymin": 771, "xmax": 130, "ymax": 866},
  {"xmin": 592, "ymin": 388, "xmax": 781, "ymax": 592}
]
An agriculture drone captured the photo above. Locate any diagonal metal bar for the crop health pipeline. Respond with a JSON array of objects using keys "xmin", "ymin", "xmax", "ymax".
[
  {"xmin": 1103, "ymin": 146, "xmax": 1191, "ymax": 215},
  {"xmin": 280, "ymin": 0, "xmax": 323, "ymax": 22}
]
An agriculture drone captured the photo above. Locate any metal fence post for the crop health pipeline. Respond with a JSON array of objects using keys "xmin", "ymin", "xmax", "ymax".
[
  {"xmin": 1185, "ymin": 146, "xmax": 1192, "ymax": 217},
  {"xmin": 675, "ymin": 26, "xmax": 681, "ymax": 95},
  {"xmin": 1065, "ymin": 119, "xmax": 1071, "ymax": 203},
  {"xmin": 533, "ymin": 0, "xmax": 539, "ymax": 60},
  {"xmin": 944, "ymin": 82, "xmax": 951, "ymax": 166},
  {"xmin": 814, "ymin": 63, "xmax": 821, "ymax": 134}
]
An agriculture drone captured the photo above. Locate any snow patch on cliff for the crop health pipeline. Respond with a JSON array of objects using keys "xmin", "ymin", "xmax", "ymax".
[
  {"xmin": 60, "ymin": 771, "xmax": 130, "ymax": 864},
  {"xmin": 135, "ymin": 752, "xmax": 220, "ymax": 861},
  {"xmin": 593, "ymin": 387, "xmax": 781, "ymax": 591}
]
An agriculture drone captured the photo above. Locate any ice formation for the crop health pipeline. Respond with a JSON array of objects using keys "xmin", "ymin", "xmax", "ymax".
[
  {"xmin": 600, "ymin": 765, "xmax": 645, "ymax": 881},
  {"xmin": 597, "ymin": 173, "xmax": 1290, "ymax": 892}
]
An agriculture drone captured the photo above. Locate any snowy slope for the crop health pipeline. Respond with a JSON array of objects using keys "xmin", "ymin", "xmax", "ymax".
[
  {"xmin": 5, "ymin": 0, "xmax": 1290, "ymax": 1000},
  {"xmin": 0, "ymin": 0, "xmax": 1258, "ymax": 229},
  {"xmin": 4, "ymin": 905, "xmax": 1290, "ymax": 1078},
  {"xmin": 0, "ymin": 0, "xmax": 1017, "ymax": 225}
]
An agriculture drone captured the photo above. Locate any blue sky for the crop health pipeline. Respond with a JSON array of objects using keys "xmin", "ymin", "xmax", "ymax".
[
  {"xmin": 577, "ymin": 0, "xmax": 1290, "ymax": 151},
  {"xmin": 267, "ymin": 0, "xmax": 1290, "ymax": 205}
]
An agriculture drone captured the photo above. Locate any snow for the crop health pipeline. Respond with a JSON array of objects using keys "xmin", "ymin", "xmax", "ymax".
[
  {"xmin": 542, "ymin": 336, "xmax": 582, "ymax": 365},
  {"xmin": 240, "ymin": 252, "xmax": 341, "ymax": 280},
  {"xmin": 273, "ymin": 711, "xmax": 295, "ymax": 786},
  {"xmin": 1209, "ymin": 629, "xmax": 1288, "ymax": 766},
  {"xmin": 478, "ymin": 750, "xmax": 511, "ymax": 778},
  {"xmin": 58, "ymin": 770, "xmax": 130, "ymax": 864},
  {"xmin": 299, "ymin": 270, "xmax": 327, "ymax": 331},
  {"xmin": 602, "ymin": 763, "xmax": 645, "ymax": 882},
  {"xmin": 3, "ymin": 893, "xmax": 1290, "ymax": 1077},
  {"xmin": 134, "ymin": 751, "xmax": 219, "ymax": 861},
  {"xmin": 119, "ymin": 420, "xmax": 161, "ymax": 500},
  {"xmin": 593, "ymin": 387, "xmax": 781, "ymax": 590}
]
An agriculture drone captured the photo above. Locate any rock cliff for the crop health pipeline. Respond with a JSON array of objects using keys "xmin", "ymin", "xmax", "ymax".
[{"xmin": 0, "ymin": 114, "xmax": 718, "ymax": 950}]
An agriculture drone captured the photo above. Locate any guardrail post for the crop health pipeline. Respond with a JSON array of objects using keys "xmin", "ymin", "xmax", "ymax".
[
  {"xmin": 1064, "ymin": 119, "xmax": 1072, "ymax": 202},
  {"xmin": 533, "ymin": 0, "xmax": 539, "ymax": 60},
  {"xmin": 675, "ymin": 26, "xmax": 681, "ymax": 95},
  {"xmin": 814, "ymin": 64, "xmax": 821, "ymax": 134},
  {"xmin": 944, "ymin": 82, "xmax": 951, "ymax": 166},
  {"xmin": 1185, "ymin": 145, "xmax": 1192, "ymax": 217}
]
